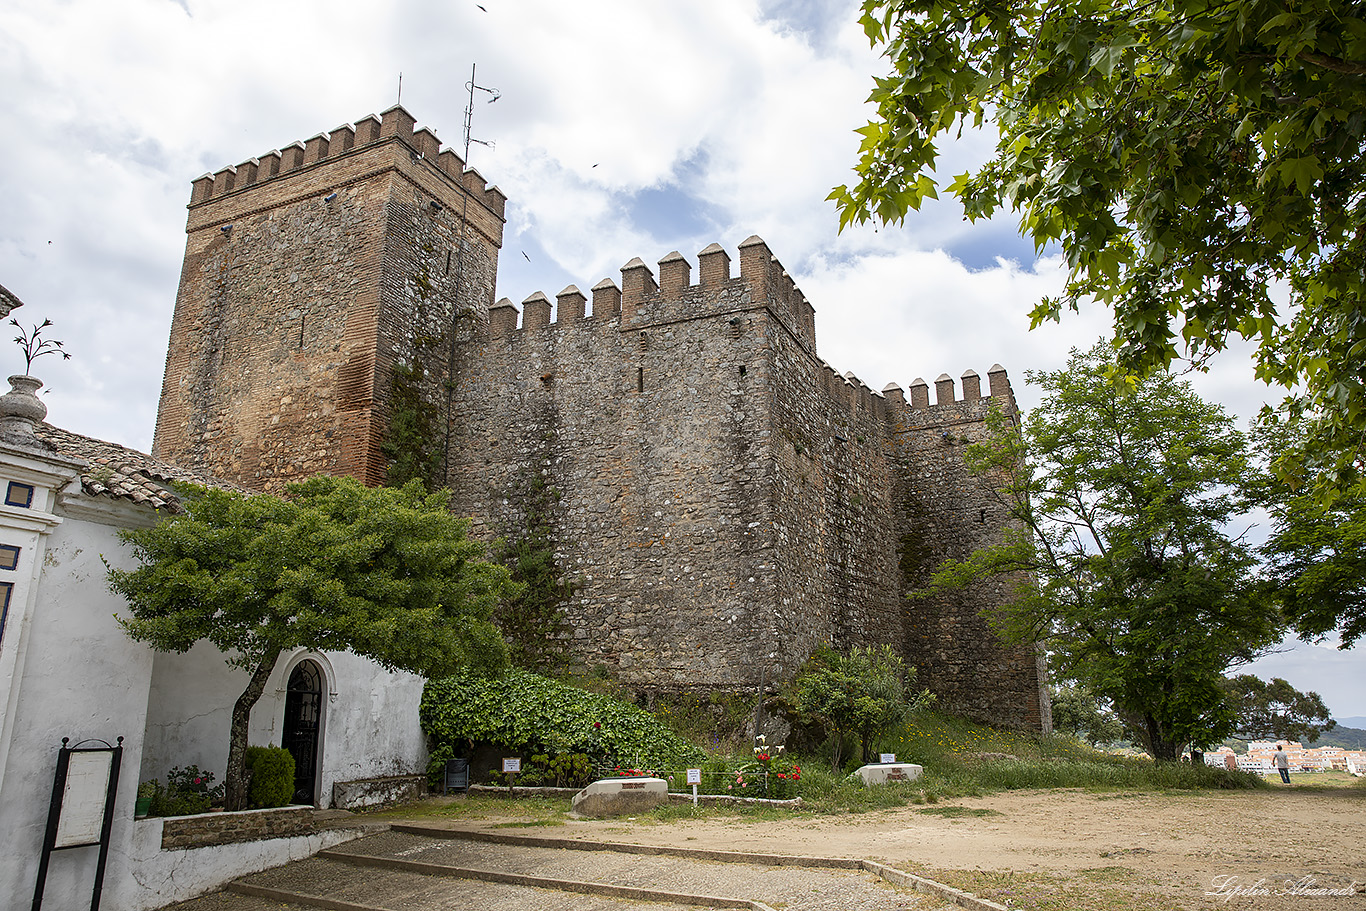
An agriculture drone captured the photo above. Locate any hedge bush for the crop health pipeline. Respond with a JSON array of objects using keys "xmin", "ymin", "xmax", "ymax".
[
  {"xmin": 421, "ymin": 669, "xmax": 701, "ymax": 777},
  {"xmin": 245, "ymin": 745, "xmax": 295, "ymax": 808}
]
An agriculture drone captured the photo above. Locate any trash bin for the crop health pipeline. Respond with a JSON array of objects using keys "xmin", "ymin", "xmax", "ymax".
[{"xmin": 443, "ymin": 758, "xmax": 469, "ymax": 794}]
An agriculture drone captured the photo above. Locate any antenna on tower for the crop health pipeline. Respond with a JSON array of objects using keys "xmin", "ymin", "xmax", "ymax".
[
  {"xmin": 397, "ymin": 72, "xmax": 403, "ymax": 105},
  {"xmin": 443, "ymin": 63, "xmax": 500, "ymax": 479}
]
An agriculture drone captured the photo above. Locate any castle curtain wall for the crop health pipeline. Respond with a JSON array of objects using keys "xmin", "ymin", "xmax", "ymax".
[{"xmin": 154, "ymin": 108, "xmax": 1047, "ymax": 728}]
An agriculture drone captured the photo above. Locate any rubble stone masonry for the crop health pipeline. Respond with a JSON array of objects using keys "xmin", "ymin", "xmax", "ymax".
[{"xmin": 154, "ymin": 108, "xmax": 1048, "ymax": 730}]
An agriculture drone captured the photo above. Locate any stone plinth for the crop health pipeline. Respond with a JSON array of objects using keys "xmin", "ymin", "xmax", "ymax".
[
  {"xmin": 853, "ymin": 763, "xmax": 923, "ymax": 786},
  {"xmin": 571, "ymin": 777, "xmax": 668, "ymax": 817},
  {"xmin": 332, "ymin": 774, "xmax": 425, "ymax": 810}
]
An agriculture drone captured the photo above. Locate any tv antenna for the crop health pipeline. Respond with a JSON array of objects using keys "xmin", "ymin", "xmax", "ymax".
[{"xmin": 443, "ymin": 63, "xmax": 500, "ymax": 479}]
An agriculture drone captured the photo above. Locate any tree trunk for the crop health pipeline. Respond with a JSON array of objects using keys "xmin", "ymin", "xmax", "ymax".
[
  {"xmin": 224, "ymin": 647, "xmax": 283, "ymax": 811},
  {"xmin": 1143, "ymin": 715, "xmax": 1182, "ymax": 763}
]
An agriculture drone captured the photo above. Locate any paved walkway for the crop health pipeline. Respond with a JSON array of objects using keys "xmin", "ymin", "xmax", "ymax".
[{"xmin": 162, "ymin": 824, "xmax": 961, "ymax": 911}]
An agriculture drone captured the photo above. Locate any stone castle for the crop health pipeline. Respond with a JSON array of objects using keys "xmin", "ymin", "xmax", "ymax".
[{"xmin": 152, "ymin": 105, "xmax": 1048, "ymax": 730}]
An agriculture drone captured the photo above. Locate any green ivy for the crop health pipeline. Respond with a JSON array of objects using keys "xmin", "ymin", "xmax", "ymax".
[
  {"xmin": 492, "ymin": 472, "xmax": 573, "ymax": 670},
  {"xmin": 382, "ymin": 363, "xmax": 442, "ymax": 489},
  {"xmin": 420, "ymin": 668, "xmax": 702, "ymax": 773}
]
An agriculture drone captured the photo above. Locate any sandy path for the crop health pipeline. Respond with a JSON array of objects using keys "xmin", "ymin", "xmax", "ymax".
[{"xmin": 459, "ymin": 786, "xmax": 1366, "ymax": 909}]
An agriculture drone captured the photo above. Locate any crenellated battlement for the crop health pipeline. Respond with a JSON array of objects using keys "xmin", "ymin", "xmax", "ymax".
[
  {"xmin": 487, "ymin": 237, "xmax": 816, "ymax": 346},
  {"xmin": 882, "ymin": 364, "xmax": 1014, "ymax": 419},
  {"xmin": 187, "ymin": 104, "xmax": 507, "ymax": 217}
]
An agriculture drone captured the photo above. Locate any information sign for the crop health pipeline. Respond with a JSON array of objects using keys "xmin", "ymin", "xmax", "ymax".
[{"xmin": 54, "ymin": 750, "xmax": 113, "ymax": 848}]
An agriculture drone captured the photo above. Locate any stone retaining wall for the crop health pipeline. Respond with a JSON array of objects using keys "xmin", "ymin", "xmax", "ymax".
[{"xmin": 159, "ymin": 806, "xmax": 314, "ymax": 850}]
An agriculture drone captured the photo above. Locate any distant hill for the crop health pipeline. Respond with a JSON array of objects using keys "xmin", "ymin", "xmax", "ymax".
[
  {"xmin": 1315, "ymin": 724, "xmax": 1366, "ymax": 750},
  {"xmin": 1337, "ymin": 716, "xmax": 1366, "ymax": 730}
]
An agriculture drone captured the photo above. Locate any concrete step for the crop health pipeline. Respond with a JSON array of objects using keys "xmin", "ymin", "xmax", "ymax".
[{"xmin": 162, "ymin": 828, "xmax": 952, "ymax": 911}]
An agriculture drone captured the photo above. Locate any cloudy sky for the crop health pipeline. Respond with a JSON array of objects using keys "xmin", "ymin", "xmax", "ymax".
[{"xmin": 1, "ymin": 0, "xmax": 1360, "ymax": 720}]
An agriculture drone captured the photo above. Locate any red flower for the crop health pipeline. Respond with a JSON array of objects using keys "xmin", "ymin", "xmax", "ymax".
[{"xmin": 594, "ymin": 722, "xmax": 601, "ymax": 728}]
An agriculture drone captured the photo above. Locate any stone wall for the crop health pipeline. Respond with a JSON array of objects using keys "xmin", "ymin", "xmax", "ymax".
[
  {"xmin": 441, "ymin": 237, "xmax": 1044, "ymax": 723},
  {"xmin": 156, "ymin": 109, "xmax": 1047, "ymax": 729},
  {"xmin": 892, "ymin": 373, "xmax": 1048, "ymax": 729},
  {"xmin": 159, "ymin": 806, "xmax": 314, "ymax": 850}
]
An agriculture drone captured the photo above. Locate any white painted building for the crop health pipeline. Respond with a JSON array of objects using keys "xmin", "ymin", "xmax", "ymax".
[{"xmin": 0, "ymin": 333, "xmax": 428, "ymax": 908}]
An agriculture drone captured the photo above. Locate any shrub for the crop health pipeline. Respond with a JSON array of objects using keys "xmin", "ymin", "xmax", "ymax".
[
  {"xmin": 244, "ymin": 745, "xmax": 295, "ymax": 808},
  {"xmin": 421, "ymin": 668, "xmax": 702, "ymax": 776},
  {"xmin": 781, "ymin": 645, "xmax": 933, "ymax": 770}
]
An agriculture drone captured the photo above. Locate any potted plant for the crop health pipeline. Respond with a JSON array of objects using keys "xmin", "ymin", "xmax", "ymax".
[{"xmin": 135, "ymin": 781, "xmax": 157, "ymax": 817}]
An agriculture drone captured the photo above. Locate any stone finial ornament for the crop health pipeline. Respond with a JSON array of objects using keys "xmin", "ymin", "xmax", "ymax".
[{"xmin": 0, "ymin": 374, "xmax": 47, "ymax": 441}]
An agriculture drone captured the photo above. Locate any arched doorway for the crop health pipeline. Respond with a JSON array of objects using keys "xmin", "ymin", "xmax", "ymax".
[{"xmin": 281, "ymin": 660, "xmax": 323, "ymax": 805}]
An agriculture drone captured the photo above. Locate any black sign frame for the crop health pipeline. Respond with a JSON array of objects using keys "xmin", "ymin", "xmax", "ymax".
[{"xmin": 31, "ymin": 736, "xmax": 123, "ymax": 911}]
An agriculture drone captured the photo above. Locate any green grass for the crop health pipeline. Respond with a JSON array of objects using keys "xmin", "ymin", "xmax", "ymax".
[
  {"xmin": 909, "ymin": 865, "xmax": 1178, "ymax": 911},
  {"xmin": 375, "ymin": 709, "xmax": 1272, "ymax": 828},
  {"xmin": 361, "ymin": 792, "xmax": 570, "ymax": 824},
  {"xmin": 916, "ymin": 806, "xmax": 1002, "ymax": 818}
]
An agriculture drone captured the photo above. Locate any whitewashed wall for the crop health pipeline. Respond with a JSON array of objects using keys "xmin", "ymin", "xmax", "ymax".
[
  {"xmin": 0, "ymin": 450, "xmax": 156, "ymax": 911},
  {"xmin": 140, "ymin": 645, "xmax": 428, "ymax": 807},
  {"xmin": 0, "ymin": 445, "xmax": 431, "ymax": 911}
]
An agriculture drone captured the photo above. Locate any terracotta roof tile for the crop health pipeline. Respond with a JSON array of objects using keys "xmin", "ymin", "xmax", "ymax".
[{"xmin": 33, "ymin": 423, "xmax": 247, "ymax": 512}]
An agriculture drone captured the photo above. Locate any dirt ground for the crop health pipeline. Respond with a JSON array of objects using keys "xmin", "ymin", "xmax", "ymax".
[{"xmin": 442, "ymin": 785, "xmax": 1366, "ymax": 910}]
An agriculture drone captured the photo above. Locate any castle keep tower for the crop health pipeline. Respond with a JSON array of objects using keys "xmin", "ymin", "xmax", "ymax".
[
  {"xmin": 155, "ymin": 110, "xmax": 1047, "ymax": 731},
  {"xmin": 154, "ymin": 105, "xmax": 505, "ymax": 489}
]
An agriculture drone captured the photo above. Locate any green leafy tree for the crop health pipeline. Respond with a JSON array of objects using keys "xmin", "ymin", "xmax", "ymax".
[
  {"xmin": 1050, "ymin": 683, "xmax": 1124, "ymax": 748},
  {"xmin": 1259, "ymin": 455, "xmax": 1366, "ymax": 646},
  {"xmin": 1224, "ymin": 674, "xmax": 1337, "ymax": 744},
  {"xmin": 922, "ymin": 345, "xmax": 1280, "ymax": 761},
  {"xmin": 787, "ymin": 645, "xmax": 933, "ymax": 771},
  {"xmin": 831, "ymin": 0, "xmax": 1366, "ymax": 490},
  {"xmin": 108, "ymin": 476, "xmax": 513, "ymax": 810}
]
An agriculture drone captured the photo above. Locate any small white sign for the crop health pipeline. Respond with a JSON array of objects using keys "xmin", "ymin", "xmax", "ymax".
[
  {"xmin": 686, "ymin": 768, "xmax": 702, "ymax": 785},
  {"xmin": 502, "ymin": 758, "xmax": 521, "ymax": 773},
  {"xmin": 54, "ymin": 751, "xmax": 113, "ymax": 848},
  {"xmin": 880, "ymin": 753, "xmax": 896, "ymax": 764}
]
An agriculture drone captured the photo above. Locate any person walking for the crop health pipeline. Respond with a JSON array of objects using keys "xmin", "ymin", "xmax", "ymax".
[{"xmin": 1273, "ymin": 744, "xmax": 1291, "ymax": 784}]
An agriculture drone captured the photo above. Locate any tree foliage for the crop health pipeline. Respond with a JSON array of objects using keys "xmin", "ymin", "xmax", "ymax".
[
  {"xmin": 832, "ymin": 0, "xmax": 1366, "ymax": 489},
  {"xmin": 1224, "ymin": 674, "xmax": 1337, "ymax": 744},
  {"xmin": 922, "ymin": 345, "xmax": 1279, "ymax": 761},
  {"xmin": 785, "ymin": 645, "xmax": 933, "ymax": 771},
  {"xmin": 1259, "ymin": 455, "xmax": 1366, "ymax": 646},
  {"xmin": 109, "ymin": 476, "xmax": 513, "ymax": 809},
  {"xmin": 1050, "ymin": 683, "xmax": 1125, "ymax": 748}
]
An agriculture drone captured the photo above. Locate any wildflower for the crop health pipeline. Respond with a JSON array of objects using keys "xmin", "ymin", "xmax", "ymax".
[{"xmin": 594, "ymin": 722, "xmax": 601, "ymax": 729}]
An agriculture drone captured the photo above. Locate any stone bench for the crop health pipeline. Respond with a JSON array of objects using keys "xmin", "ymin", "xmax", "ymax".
[
  {"xmin": 853, "ymin": 763, "xmax": 923, "ymax": 786},
  {"xmin": 571, "ymin": 777, "xmax": 668, "ymax": 817}
]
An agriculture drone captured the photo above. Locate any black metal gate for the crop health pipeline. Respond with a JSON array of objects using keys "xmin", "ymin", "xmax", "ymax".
[{"xmin": 282, "ymin": 661, "xmax": 322, "ymax": 805}]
